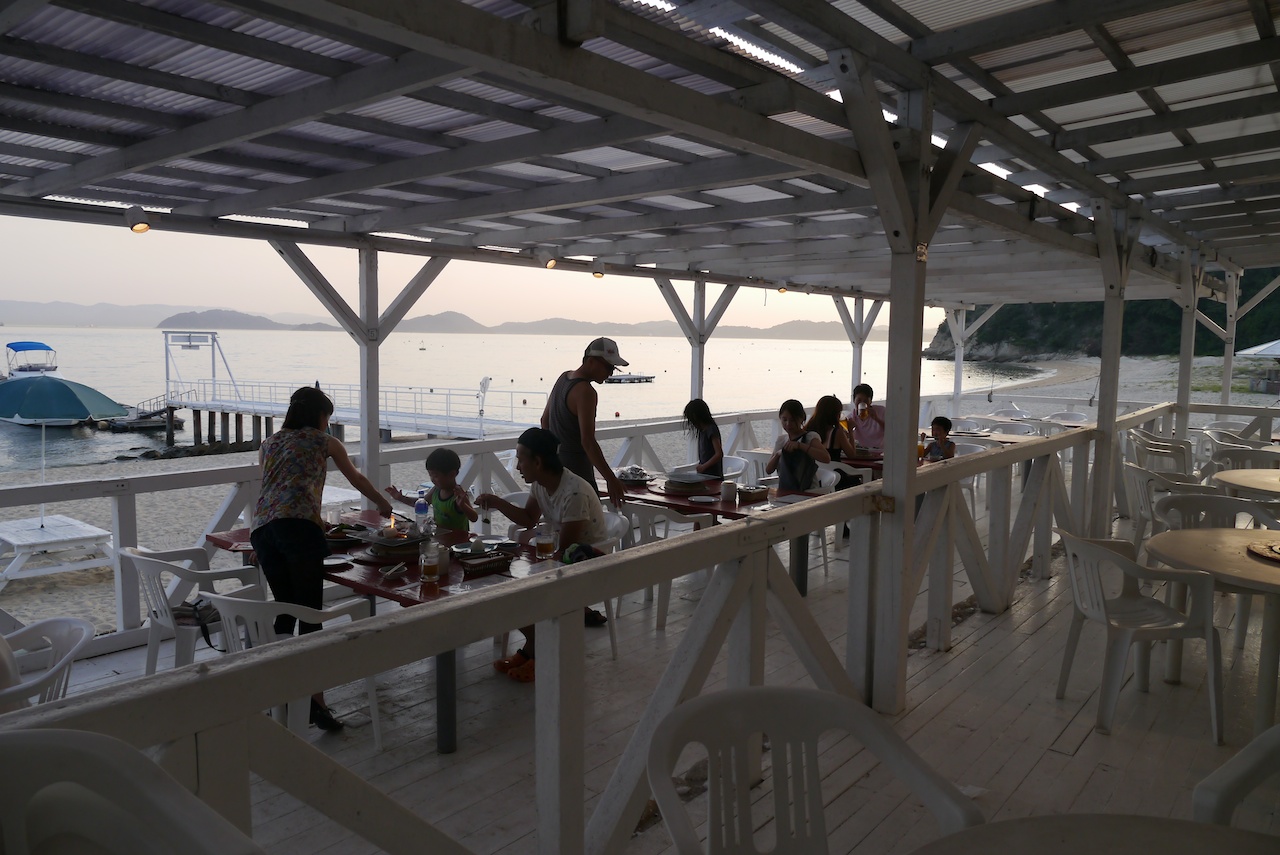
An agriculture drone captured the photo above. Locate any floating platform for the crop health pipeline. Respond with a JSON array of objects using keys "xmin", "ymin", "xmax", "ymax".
[
  {"xmin": 104, "ymin": 415, "xmax": 185, "ymax": 433},
  {"xmin": 604, "ymin": 373, "xmax": 655, "ymax": 384}
]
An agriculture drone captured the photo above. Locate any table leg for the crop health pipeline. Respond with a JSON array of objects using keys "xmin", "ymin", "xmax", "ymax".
[
  {"xmin": 436, "ymin": 649, "xmax": 457, "ymax": 754},
  {"xmin": 1257, "ymin": 594, "xmax": 1280, "ymax": 735},
  {"xmin": 790, "ymin": 533, "xmax": 809, "ymax": 597},
  {"xmin": 1164, "ymin": 581, "xmax": 1187, "ymax": 684}
]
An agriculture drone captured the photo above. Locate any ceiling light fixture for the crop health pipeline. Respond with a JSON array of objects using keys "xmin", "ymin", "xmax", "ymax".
[
  {"xmin": 533, "ymin": 249, "xmax": 557, "ymax": 269},
  {"xmin": 124, "ymin": 206, "xmax": 150, "ymax": 234},
  {"xmin": 590, "ymin": 259, "xmax": 605, "ymax": 279}
]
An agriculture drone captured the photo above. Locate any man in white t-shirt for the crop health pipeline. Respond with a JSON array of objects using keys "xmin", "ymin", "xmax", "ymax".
[{"xmin": 476, "ymin": 427, "xmax": 609, "ymax": 682}]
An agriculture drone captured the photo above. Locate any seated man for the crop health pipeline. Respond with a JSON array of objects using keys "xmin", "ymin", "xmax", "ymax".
[
  {"xmin": 847, "ymin": 382, "xmax": 887, "ymax": 451},
  {"xmin": 476, "ymin": 427, "xmax": 607, "ymax": 683}
]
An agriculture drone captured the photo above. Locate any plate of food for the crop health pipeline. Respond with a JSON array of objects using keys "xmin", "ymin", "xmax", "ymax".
[
  {"xmin": 451, "ymin": 541, "xmax": 498, "ymax": 557},
  {"xmin": 322, "ymin": 555, "xmax": 351, "ymax": 568},
  {"xmin": 1248, "ymin": 541, "xmax": 1280, "ymax": 562},
  {"xmin": 615, "ymin": 465, "xmax": 654, "ymax": 485}
]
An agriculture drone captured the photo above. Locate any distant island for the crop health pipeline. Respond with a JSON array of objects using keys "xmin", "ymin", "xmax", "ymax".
[{"xmin": 155, "ymin": 308, "xmax": 890, "ymax": 342}]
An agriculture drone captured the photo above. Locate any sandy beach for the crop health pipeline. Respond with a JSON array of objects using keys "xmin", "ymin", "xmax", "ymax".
[{"xmin": 0, "ymin": 355, "xmax": 1269, "ymax": 631}]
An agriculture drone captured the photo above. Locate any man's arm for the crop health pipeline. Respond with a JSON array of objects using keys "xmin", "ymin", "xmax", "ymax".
[{"xmin": 569, "ymin": 381, "xmax": 625, "ymax": 506}]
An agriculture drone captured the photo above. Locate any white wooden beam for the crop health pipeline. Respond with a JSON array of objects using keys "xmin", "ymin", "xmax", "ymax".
[
  {"xmin": 269, "ymin": 240, "xmax": 363, "ymax": 340},
  {"xmin": 1221, "ymin": 271, "xmax": 1240, "ymax": 407},
  {"xmin": 358, "ymin": 248, "xmax": 383, "ymax": 495},
  {"xmin": 379, "ymin": 256, "xmax": 450, "ymax": 332}
]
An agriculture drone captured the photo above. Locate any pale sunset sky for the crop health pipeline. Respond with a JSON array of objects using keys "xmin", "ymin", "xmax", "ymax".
[{"xmin": 1, "ymin": 215, "xmax": 944, "ymax": 332}]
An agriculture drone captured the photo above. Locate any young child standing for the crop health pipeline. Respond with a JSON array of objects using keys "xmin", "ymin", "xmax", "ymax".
[
  {"xmin": 387, "ymin": 447, "xmax": 478, "ymax": 532},
  {"xmin": 920, "ymin": 416, "xmax": 956, "ymax": 462}
]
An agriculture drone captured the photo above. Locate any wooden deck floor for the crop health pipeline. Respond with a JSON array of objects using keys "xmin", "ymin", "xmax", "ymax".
[{"xmin": 64, "ymin": 520, "xmax": 1280, "ymax": 853}]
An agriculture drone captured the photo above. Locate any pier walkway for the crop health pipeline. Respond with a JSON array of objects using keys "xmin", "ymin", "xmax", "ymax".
[{"xmin": 167, "ymin": 379, "xmax": 545, "ymax": 440}]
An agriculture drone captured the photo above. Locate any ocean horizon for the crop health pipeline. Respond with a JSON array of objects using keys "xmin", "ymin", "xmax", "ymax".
[{"xmin": 0, "ymin": 326, "xmax": 1041, "ymax": 473}]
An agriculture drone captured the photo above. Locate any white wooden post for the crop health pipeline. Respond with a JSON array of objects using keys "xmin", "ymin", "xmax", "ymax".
[
  {"xmin": 1174, "ymin": 250, "xmax": 1198, "ymax": 440},
  {"xmin": 1220, "ymin": 270, "xmax": 1239, "ymax": 407},
  {"xmin": 834, "ymin": 295, "xmax": 882, "ymax": 402},
  {"xmin": 945, "ymin": 304, "xmax": 1002, "ymax": 417},
  {"xmin": 536, "ymin": 610, "xmax": 585, "ymax": 855},
  {"xmin": 112, "ymin": 492, "xmax": 140, "ymax": 631},
  {"xmin": 358, "ymin": 248, "xmax": 383, "ymax": 494},
  {"xmin": 691, "ymin": 279, "xmax": 705, "ymax": 400}
]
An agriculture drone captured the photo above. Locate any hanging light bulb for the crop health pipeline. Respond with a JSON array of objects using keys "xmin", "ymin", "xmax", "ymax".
[
  {"xmin": 124, "ymin": 206, "xmax": 151, "ymax": 234},
  {"xmin": 590, "ymin": 259, "xmax": 605, "ymax": 278},
  {"xmin": 533, "ymin": 248, "xmax": 557, "ymax": 269}
]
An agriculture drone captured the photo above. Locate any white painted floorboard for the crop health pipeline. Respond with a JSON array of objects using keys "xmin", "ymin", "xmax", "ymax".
[{"xmin": 61, "ymin": 502, "xmax": 1280, "ymax": 853}]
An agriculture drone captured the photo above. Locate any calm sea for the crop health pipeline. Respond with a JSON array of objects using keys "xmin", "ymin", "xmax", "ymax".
[{"xmin": 0, "ymin": 326, "xmax": 1039, "ymax": 473}]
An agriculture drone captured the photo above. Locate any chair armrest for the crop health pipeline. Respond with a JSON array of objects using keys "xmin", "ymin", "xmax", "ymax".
[
  {"xmin": 190, "ymin": 565, "xmax": 262, "ymax": 589},
  {"xmin": 133, "ymin": 546, "xmax": 210, "ymax": 571},
  {"xmin": 1194, "ymin": 723, "xmax": 1280, "ymax": 824},
  {"xmin": 1126, "ymin": 562, "xmax": 1213, "ymax": 591}
]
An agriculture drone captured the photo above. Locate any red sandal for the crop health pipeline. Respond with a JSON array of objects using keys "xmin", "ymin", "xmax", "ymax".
[{"xmin": 494, "ymin": 650, "xmax": 529, "ymax": 674}]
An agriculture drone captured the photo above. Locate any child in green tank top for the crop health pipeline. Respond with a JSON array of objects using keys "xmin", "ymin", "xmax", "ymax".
[{"xmin": 386, "ymin": 447, "xmax": 479, "ymax": 532}]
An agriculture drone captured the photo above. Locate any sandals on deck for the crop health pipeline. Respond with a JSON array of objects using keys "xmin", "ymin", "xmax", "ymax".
[
  {"xmin": 494, "ymin": 650, "xmax": 530, "ymax": 674},
  {"xmin": 584, "ymin": 607, "xmax": 609, "ymax": 627},
  {"xmin": 507, "ymin": 659, "xmax": 536, "ymax": 682}
]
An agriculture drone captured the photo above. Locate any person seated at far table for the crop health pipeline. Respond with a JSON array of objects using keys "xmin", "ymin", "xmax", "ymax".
[
  {"xmin": 920, "ymin": 416, "xmax": 956, "ymax": 463},
  {"xmin": 683, "ymin": 398, "xmax": 723, "ymax": 477},
  {"xmin": 475, "ymin": 427, "xmax": 608, "ymax": 683},
  {"xmin": 386, "ymin": 447, "xmax": 478, "ymax": 533},
  {"xmin": 847, "ymin": 382, "xmax": 887, "ymax": 451},
  {"xmin": 807, "ymin": 394, "xmax": 858, "ymax": 468},
  {"xmin": 766, "ymin": 399, "xmax": 830, "ymax": 491}
]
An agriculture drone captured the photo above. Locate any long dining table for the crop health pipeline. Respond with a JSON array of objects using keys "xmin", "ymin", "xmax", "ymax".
[{"xmin": 205, "ymin": 511, "xmax": 548, "ymax": 754}]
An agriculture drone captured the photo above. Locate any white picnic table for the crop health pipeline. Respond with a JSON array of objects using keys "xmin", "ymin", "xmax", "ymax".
[{"xmin": 0, "ymin": 514, "xmax": 114, "ymax": 593}]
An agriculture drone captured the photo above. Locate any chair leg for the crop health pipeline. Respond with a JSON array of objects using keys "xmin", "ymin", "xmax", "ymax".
[
  {"xmin": 364, "ymin": 676, "xmax": 383, "ymax": 752},
  {"xmin": 173, "ymin": 628, "xmax": 198, "ymax": 670},
  {"xmin": 493, "ymin": 632, "xmax": 509, "ymax": 657},
  {"xmin": 1096, "ymin": 634, "xmax": 1133, "ymax": 735},
  {"xmin": 820, "ymin": 530, "xmax": 830, "ymax": 578},
  {"xmin": 603, "ymin": 599, "xmax": 618, "ymax": 661},
  {"xmin": 1207, "ymin": 627, "xmax": 1225, "ymax": 745},
  {"xmin": 1135, "ymin": 640, "xmax": 1151, "ymax": 693},
  {"xmin": 656, "ymin": 580, "xmax": 672, "ymax": 630},
  {"xmin": 145, "ymin": 621, "xmax": 162, "ymax": 676},
  {"xmin": 1236, "ymin": 593, "xmax": 1252, "ymax": 651},
  {"xmin": 1057, "ymin": 612, "xmax": 1085, "ymax": 699}
]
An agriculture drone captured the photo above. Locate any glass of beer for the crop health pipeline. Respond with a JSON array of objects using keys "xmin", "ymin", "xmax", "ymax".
[
  {"xmin": 419, "ymin": 541, "xmax": 441, "ymax": 583},
  {"xmin": 534, "ymin": 524, "xmax": 557, "ymax": 559}
]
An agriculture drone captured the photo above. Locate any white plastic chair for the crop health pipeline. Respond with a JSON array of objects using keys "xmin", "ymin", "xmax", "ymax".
[
  {"xmin": 620, "ymin": 502, "xmax": 713, "ymax": 629},
  {"xmin": 0, "ymin": 729, "xmax": 266, "ymax": 855},
  {"xmin": 646, "ymin": 687, "xmax": 984, "ymax": 854},
  {"xmin": 1154, "ymin": 493, "xmax": 1280, "ymax": 651},
  {"xmin": 121, "ymin": 547, "xmax": 263, "ymax": 676},
  {"xmin": 989, "ymin": 408, "xmax": 1028, "ymax": 419},
  {"xmin": 1048, "ymin": 411, "xmax": 1090, "ymax": 424},
  {"xmin": 591, "ymin": 510, "xmax": 632, "ymax": 660},
  {"xmin": 203, "ymin": 589, "xmax": 383, "ymax": 751},
  {"xmin": 1213, "ymin": 445, "xmax": 1280, "ymax": 471},
  {"xmin": 1120, "ymin": 462, "xmax": 1202, "ymax": 557},
  {"xmin": 988, "ymin": 421, "xmax": 1037, "ymax": 436},
  {"xmin": 1194, "ymin": 721, "xmax": 1280, "ymax": 825},
  {"xmin": 949, "ymin": 418, "xmax": 979, "ymax": 431},
  {"xmin": 720, "ymin": 455, "xmax": 747, "ymax": 481},
  {"xmin": 1054, "ymin": 530, "xmax": 1223, "ymax": 742},
  {"xmin": 0, "ymin": 617, "xmax": 94, "ymax": 713}
]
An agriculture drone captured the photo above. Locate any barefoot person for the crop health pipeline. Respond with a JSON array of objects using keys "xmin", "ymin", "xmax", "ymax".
[
  {"xmin": 542, "ymin": 337, "xmax": 628, "ymax": 507},
  {"xmin": 476, "ymin": 427, "xmax": 607, "ymax": 683},
  {"xmin": 250, "ymin": 386, "xmax": 393, "ymax": 731}
]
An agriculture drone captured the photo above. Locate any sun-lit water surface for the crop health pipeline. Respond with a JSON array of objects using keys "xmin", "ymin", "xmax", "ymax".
[{"xmin": 0, "ymin": 326, "xmax": 1039, "ymax": 473}]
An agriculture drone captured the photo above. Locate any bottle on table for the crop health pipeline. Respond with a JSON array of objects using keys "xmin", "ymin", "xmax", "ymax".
[
  {"xmin": 415, "ymin": 489, "xmax": 433, "ymax": 535},
  {"xmin": 917, "ymin": 432, "xmax": 928, "ymax": 461}
]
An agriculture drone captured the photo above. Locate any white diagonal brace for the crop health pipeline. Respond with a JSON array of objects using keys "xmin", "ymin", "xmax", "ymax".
[
  {"xmin": 703, "ymin": 284, "xmax": 739, "ymax": 335},
  {"xmin": 921, "ymin": 123, "xmax": 980, "ymax": 239},
  {"xmin": 4, "ymin": 51, "xmax": 465, "ymax": 199},
  {"xmin": 379, "ymin": 256, "xmax": 450, "ymax": 332},
  {"xmin": 829, "ymin": 48, "xmax": 914, "ymax": 251},
  {"xmin": 269, "ymin": 240, "xmax": 363, "ymax": 340},
  {"xmin": 655, "ymin": 277, "xmax": 698, "ymax": 345},
  {"xmin": 1239, "ymin": 271, "xmax": 1280, "ymax": 318}
]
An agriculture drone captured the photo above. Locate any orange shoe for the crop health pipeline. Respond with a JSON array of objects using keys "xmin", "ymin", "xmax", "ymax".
[
  {"xmin": 507, "ymin": 658, "xmax": 535, "ymax": 683},
  {"xmin": 494, "ymin": 650, "xmax": 529, "ymax": 674}
]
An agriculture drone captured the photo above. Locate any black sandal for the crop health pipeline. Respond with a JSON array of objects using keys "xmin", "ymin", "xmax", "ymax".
[
  {"xmin": 309, "ymin": 699, "xmax": 344, "ymax": 731},
  {"xmin": 584, "ymin": 606, "xmax": 608, "ymax": 627}
]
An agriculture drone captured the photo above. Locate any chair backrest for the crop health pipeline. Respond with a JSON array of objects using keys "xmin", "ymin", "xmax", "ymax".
[
  {"xmin": 1203, "ymin": 420, "xmax": 1250, "ymax": 433},
  {"xmin": 1213, "ymin": 446, "xmax": 1280, "ymax": 470},
  {"xmin": 204, "ymin": 588, "xmax": 366, "ymax": 652},
  {"xmin": 1048, "ymin": 411, "xmax": 1090, "ymax": 424},
  {"xmin": 0, "ymin": 617, "xmax": 95, "ymax": 710},
  {"xmin": 949, "ymin": 418, "xmax": 979, "ymax": 431},
  {"xmin": 1121, "ymin": 462, "xmax": 1198, "ymax": 526},
  {"xmin": 965, "ymin": 416, "xmax": 999, "ymax": 429},
  {"xmin": 1204, "ymin": 428, "xmax": 1270, "ymax": 450},
  {"xmin": 121, "ymin": 549, "xmax": 182, "ymax": 633},
  {"xmin": 1056, "ymin": 530, "xmax": 1141, "ymax": 625},
  {"xmin": 989, "ymin": 422, "xmax": 1037, "ymax": 435},
  {"xmin": 811, "ymin": 468, "xmax": 839, "ymax": 493},
  {"xmin": 720, "ymin": 455, "xmax": 747, "ymax": 481},
  {"xmin": 0, "ymin": 729, "xmax": 266, "ymax": 855},
  {"xmin": 1127, "ymin": 430, "xmax": 1194, "ymax": 475},
  {"xmin": 952, "ymin": 442, "xmax": 987, "ymax": 457},
  {"xmin": 593, "ymin": 510, "xmax": 632, "ymax": 553},
  {"xmin": 623, "ymin": 502, "xmax": 712, "ymax": 546},
  {"xmin": 647, "ymin": 687, "xmax": 984, "ymax": 854},
  {"xmin": 1155, "ymin": 493, "xmax": 1280, "ymax": 532},
  {"xmin": 989, "ymin": 408, "xmax": 1027, "ymax": 418}
]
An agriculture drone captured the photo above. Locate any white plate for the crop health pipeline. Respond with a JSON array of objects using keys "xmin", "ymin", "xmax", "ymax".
[
  {"xmin": 322, "ymin": 556, "xmax": 351, "ymax": 567},
  {"xmin": 688, "ymin": 495, "xmax": 717, "ymax": 504}
]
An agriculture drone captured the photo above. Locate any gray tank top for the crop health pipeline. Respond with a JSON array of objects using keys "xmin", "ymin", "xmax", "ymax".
[{"xmin": 547, "ymin": 372, "xmax": 595, "ymax": 484}]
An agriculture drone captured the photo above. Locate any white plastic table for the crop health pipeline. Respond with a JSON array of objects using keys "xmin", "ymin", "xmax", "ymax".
[{"xmin": 0, "ymin": 515, "xmax": 114, "ymax": 592}]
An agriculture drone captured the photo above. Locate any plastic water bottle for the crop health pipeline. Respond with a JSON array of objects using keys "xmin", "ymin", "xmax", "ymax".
[{"xmin": 414, "ymin": 490, "xmax": 432, "ymax": 534}]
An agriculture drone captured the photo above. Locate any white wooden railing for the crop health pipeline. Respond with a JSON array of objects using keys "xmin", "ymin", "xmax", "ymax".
[{"xmin": 3, "ymin": 401, "xmax": 1276, "ymax": 853}]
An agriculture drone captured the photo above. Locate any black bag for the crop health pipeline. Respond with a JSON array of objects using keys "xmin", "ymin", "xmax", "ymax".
[{"xmin": 170, "ymin": 595, "xmax": 224, "ymax": 651}]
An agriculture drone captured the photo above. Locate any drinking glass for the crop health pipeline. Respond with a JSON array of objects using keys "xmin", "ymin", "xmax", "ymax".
[
  {"xmin": 470, "ymin": 486, "xmax": 489, "ymax": 525},
  {"xmin": 534, "ymin": 524, "xmax": 557, "ymax": 559},
  {"xmin": 420, "ymin": 541, "xmax": 441, "ymax": 583}
]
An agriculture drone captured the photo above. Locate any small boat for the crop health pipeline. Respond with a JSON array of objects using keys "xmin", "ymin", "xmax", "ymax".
[
  {"xmin": 604, "ymin": 373, "xmax": 655, "ymax": 384},
  {"xmin": 4, "ymin": 341, "xmax": 62, "ymax": 381}
]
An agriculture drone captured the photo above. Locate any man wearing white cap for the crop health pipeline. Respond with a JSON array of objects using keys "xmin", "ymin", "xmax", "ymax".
[{"xmin": 542, "ymin": 337, "xmax": 627, "ymax": 507}]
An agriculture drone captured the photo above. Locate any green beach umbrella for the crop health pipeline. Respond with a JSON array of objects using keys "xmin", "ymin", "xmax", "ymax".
[{"xmin": 0, "ymin": 376, "xmax": 127, "ymax": 525}]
